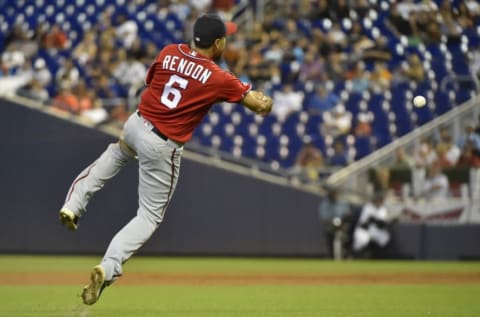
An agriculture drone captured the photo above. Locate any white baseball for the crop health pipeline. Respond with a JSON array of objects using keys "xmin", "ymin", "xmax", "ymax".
[{"xmin": 413, "ymin": 95, "xmax": 426, "ymax": 107}]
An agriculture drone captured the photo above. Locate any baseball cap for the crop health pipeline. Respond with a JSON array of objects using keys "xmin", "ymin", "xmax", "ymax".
[{"xmin": 193, "ymin": 13, "xmax": 237, "ymax": 48}]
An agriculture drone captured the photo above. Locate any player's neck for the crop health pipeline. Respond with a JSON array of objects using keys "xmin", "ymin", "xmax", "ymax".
[{"xmin": 191, "ymin": 45, "xmax": 214, "ymax": 60}]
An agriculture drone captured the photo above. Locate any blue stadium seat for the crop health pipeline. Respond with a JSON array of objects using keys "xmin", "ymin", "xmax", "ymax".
[
  {"xmin": 4, "ymin": 0, "xmax": 475, "ymax": 169},
  {"xmin": 354, "ymin": 136, "xmax": 372, "ymax": 160}
]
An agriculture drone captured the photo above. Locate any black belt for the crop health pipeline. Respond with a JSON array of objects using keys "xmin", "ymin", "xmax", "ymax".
[{"xmin": 137, "ymin": 111, "xmax": 183, "ymax": 146}]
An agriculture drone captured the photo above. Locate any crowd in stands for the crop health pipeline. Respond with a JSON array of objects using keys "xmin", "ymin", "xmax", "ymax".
[
  {"xmin": 1, "ymin": 0, "xmax": 479, "ymax": 174},
  {"xmin": 390, "ymin": 116, "xmax": 480, "ymax": 171},
  {"xmin": 1, "ymin": 0, "xmax": 237, "ymax": 127},
  {"xmin": 369, "ymin": 114, "xmax": 480, "ymax": 202}
]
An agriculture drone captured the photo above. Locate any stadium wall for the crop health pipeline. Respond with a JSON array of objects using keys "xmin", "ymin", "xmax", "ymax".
[{"xmin": 1, "ymin": 98, "xmax": 480, "ymax": 259}]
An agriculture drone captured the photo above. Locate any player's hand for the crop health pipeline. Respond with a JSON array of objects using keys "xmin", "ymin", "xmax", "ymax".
[
  {"xmin": 256, "ymin": 94, "xmax": 272, "ymax": 116},
  {"xmin": 246, "ymin": 91, "xmax": 272, "ymax": 116}
]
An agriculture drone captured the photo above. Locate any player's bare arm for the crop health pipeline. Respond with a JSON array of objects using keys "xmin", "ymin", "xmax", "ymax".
[{"xmin": 241, "ymin": 90, "xmax": 273, "ymax": 116}]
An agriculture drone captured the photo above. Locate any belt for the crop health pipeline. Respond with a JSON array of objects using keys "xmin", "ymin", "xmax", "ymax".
[{"xmin": 136, "ymin": 111, "xmax": 183, "ymax": 146}]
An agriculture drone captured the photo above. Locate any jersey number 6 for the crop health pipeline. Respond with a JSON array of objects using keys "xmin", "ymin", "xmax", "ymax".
[{"xmin": 161, "ymin": 74, "xmax": 189, "ymax": 109}]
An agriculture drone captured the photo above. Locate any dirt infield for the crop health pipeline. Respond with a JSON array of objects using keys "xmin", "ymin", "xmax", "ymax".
[{"xmin": 1, "ymin": 272, "xmax": 480, "ymax": 286}]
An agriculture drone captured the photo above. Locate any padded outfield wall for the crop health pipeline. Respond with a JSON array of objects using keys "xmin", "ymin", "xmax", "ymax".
[{"xmin": 1, "ymin": 98, "xmax": 479, "ymax": 259}]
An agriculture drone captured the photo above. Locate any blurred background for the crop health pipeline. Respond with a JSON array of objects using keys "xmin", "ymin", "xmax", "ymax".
[{"xmin": 0, "ymin": 0, "xmax": 479, "ymax": 260}]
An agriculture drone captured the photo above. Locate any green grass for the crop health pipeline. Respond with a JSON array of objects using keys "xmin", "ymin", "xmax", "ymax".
[{"xmin": 0, "ymin": 256, "xmax": 479, "ymax": 317}]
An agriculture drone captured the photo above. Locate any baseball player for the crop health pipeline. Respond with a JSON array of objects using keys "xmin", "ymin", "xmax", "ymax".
[{"xmin": 59, "ymin": 13, "xmax": 273, "ymax": 305}]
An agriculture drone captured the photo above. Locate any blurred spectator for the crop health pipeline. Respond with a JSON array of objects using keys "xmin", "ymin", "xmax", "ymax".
[
  {"xmin": 271, "ymin": 84, "xmax": 304, "ymax": 122},
  {"xmin": 436, "ymin": 131, "xmax": 460, "ymax": 166},
  {"xmin": 328, "ymin": 23, "xmax": 348, "ymax": 50},
  {"xmin": 385, "ymin": 2, "xmax": 417, "ymax": 37},
  {"xmin": 168, "ymin": 0, "xmax": 192, "ymax": 20},
  {"xmin": 332, "ymin": 0, "xmax": 350, "ymax": 21},
  {"xmin": 455, "ymin": 1, "xmax": 475, "ymax": 29},
  {"xmin": 189, "ymin": 0, "xmax": 211, "ymax": 12},
  {"xmin": 95, "ymin": 74, "xmax": 120, "ymax": 100},
  {"xmin": 440, "ymin": 7, "xmax": 463, "ymax": 43},
  {"xmin": 115, "ymin": 14, "xmax": 139, "ymax": 49},
  {"xmin": 211, "ymin": 0, "xmax": 236, "ymax": 19},
  {"xmin": 284, "ymin": 18, "xmax": 302, "ymax": 43},
  {"xmin": 32, "ymin": 58, "xmax": 52, "ymax": 87},
  {"xmin": 73, "ymin": 31, "xmax": 98, "ymax": 66},
  {"xmin": 457, "ymin": 143, "xmax": 480, "ymax": 168},
  {"xmin": 1, "ymin": 44, "xmax": 26, "ymax": 74},
  {"xmin": 353, "ymin": 0, "xmax": 370, "ymax": 19},
  {"xmin": 464, "ymin": 0, "xmax": 480, "ymax": 13},
  {"xmin": 306, "ymin": 85, "xmax": 339, "ymax": 114},
  {"xmin": 142, "ymin": 42, "xmax": 159, "ymax": 65},
  {"xmin": 1, "ymin": 60, "xmax": 8, "ymax": 77},
  {"xmin": 348, "ymin": 21, "xmax": 374, "ymax": 55},
  {"xmin": 4, "ymin": 24, "xmax": 28, "ymax": 49},
  {"xmin": 223, "ymin": 40, "xmax": 243, "ymax": 68},
  {"xmin": 56, "ymin": 58, "xmax": 80, "ymax": 90},
  {"xmin": 298, "ymin": 50, "xmax": 327, "ymax": 83},
  {"xmin": 421, "ymin": 15, "xmax": 442, "ymax": 44},
  {"xmin": 322, "ymin": 105, "xmax": 352, "ymax": 137},
  {"xmin": 52, "ymin": 85, "xmax": 79, "ymax": 113},
  {"xmin": 328, "ymin": 139, "xmax": 350, "ymax": 167},
  {"xmin": 318, "ymin": 187, "xmax": 352, "ymax": 258},
  {"xmin": 418, "ymin": 164, "xmax": 450, "ymax": 200},
  {"xmin": 87, "ymin": 48, "xmax": 116, "ymax": 82},
  {"xmin": 353, "ymin": 192, "xmax": 391, "ymax": 258},
  {"xmin": 413, "ymin": 138, "xmax": 437, "ymax": 167},
  {"xmin": 395, "ymin": 53, "xmax": 425, "ymax": 83},
  {"xmin": 233, "ymin": 64, "xmax": 251, "ymax": 84},
  {"xmin": 264, "ymin": 42, "xmax": 284, "ymax": 65},
  {"xmin": 354, "ymin": 112, "xmax": 373, "ymax": 137},
  {"xmin": 346, "ymin": 61, "xmax": 370, "ymax": 93},
  {"xmin": 74, "ymin": 81, "xmax": 95, "ymax": 112},
  {"xmin": 183, "ymin": 11, "xmax": 198, "ymax": 43},
  {"xmin": 95, "ymin": 8, "xmax": 114, "ymax": 32},
  {"xmin": 52, "ymin": 81, "xmax": 96, "ymax": 116},
  {"xmin": 0, "ymin": 51, "xmax": 33, "ymax": 95},
  {"xmin": 4, "ymin": 24, "xmax": 39, "ymax": 58},
  {"xmin": 43, "ymin": 24, "xmax": 68, "ymax": 50},
  {"xmin": 391, "ymin": 147, "xmax": 415, "ymax": 168},
  {"xmin": 128, "ymin": 38, "xmax": 148, "ymax": 62},
  {"xmin": 295, "ymin": 141, "xmax": 324, "ymax": 169},
  {"xmin": 361, "ymin": 36, "xmax": 392, "ymax": 64},
  {"xmin": 112, "ymin": 49, "xmax": 129, "ymax": 82},
  {"xmin": 326, "ymin": 51, "xmax": 347, "ymax": 81},
  {"xmin": 436, "ymin": 143, "xmax": 454, "ymax": 168},
  {"xmin": 370, "ymin": 61, "xmax": 392, "ymax": 91},
  {"xmin": 108, "ymin": 104, "xmax": 130, "ymax": 125},
  {"xmin": 308, "ymin": 0, "xmax": 332, "ymax": 20},
  {"xmin": 16, "ymin": 79, "xmax": 49, "ymax": 103},
  {"xmin": 457, "ymin": 121, "xmax": 480, "ymax": 152},
  {"xmin": 98, "ymin": 25, "xmax": 117, "ymax": 52},
  {"xmin": 294, "ymin": 137, "xmax": 324, "ymax": 180}
]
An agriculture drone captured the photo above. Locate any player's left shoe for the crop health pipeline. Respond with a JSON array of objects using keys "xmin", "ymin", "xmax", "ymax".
[
  {"xmin": 82, "ymin": 265, "xmax": 107, "ymax": 305},
  {"xmin": 59, "ymin": 208, "xmax": 79, "ymax": 230}
]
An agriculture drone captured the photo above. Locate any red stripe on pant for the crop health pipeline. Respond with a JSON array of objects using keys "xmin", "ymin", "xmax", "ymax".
[{"xmin": 66, "ymin": 162, "xmax": 97, "ymax": 203}]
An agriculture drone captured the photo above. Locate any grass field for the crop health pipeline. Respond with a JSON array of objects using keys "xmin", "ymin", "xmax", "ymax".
[{"xmin": 0, "ymin": 255, "xmax": 479, "ymax": 317}]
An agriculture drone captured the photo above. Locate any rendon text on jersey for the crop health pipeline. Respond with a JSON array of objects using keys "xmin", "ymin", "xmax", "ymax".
[{"xmin": 162, "ymin": 55, "xmax": 212, "ymax": 84}]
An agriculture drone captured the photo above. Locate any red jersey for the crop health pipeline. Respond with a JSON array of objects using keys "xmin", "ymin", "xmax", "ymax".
[{"xmin": 138, "ymin": 43, "xmax": 252, "ymax": 143}]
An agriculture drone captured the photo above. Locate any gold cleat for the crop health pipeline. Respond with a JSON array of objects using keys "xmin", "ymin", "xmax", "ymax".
[
  {"xmin": 59, "ymin": 208, "xmax": 79, "ymax": 230},
  {"xmin": 82, "ymin": 265, "xmax": 107, "ymax": 305}
]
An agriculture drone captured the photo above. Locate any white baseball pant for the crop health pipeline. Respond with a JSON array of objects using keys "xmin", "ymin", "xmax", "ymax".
[{"xmin": 63, "ymin": 111, "xmax": 183, "ymax": 281}]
